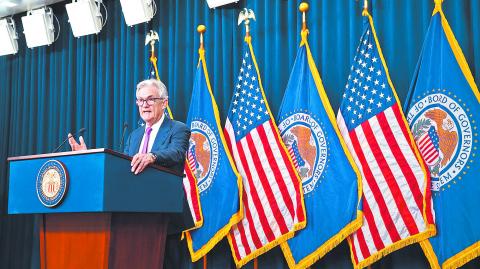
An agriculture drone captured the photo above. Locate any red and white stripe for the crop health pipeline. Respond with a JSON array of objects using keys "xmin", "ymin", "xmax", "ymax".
[
  {"xmin": 187, "ymin": 149, "xmax": 197, "ymax": 174},
  {"xmin": 224, "ymin": 119, "xmax": 305, "ymax": 265},
  {"xmin": 417, "ymin": 133, "xmax": 440, "ymax": 166},
  {"xmin": 183, "ymin": 163, "xmax": 202, "ymax": 225},
  {"xmin": 288, "ymin": 146, "xmax": 300, "ymax": 170},
  {"xmin": 337, "ymin": 103, "xmax": 430, "ymax": 265}
]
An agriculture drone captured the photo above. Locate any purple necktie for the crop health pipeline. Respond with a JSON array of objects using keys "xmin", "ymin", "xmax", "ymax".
[{"xmin": 141, "ymin": 127, "xmax": 153, "ymax": 154}]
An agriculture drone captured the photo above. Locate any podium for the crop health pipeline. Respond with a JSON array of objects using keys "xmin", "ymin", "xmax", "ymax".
[{"xmin": 7, "ymin": 149, "xmax": 192, "ymax": 269}]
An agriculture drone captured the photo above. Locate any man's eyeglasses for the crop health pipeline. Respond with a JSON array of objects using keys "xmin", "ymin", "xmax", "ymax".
[{"xmin": 136, "ymin": 98, "xmax": 165, "ymax": 106}]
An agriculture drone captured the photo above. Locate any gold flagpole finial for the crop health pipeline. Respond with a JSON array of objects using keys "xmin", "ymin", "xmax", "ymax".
[
  {"xmin": 299, "ymin": 2, "xmax": 309, "ymax": 31},
  {"xmin": 238, "ymin": 8, "xmax": 256, "ymax": 38},
  {"xmin": 362, "ymin": 0, "xmax": 368, "ymax": 16},
  {"xmin": 197, "ymin": 25, "xmax": 206, "ymax": 50},
  {"xmin": 145, "ymin": 30, "xmax": 159, "ymax": 58}
]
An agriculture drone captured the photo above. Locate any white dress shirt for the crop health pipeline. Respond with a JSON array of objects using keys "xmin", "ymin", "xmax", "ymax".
[{"xmin": 138, "ymin": 114, "xmax": 165, "ymax": 153}]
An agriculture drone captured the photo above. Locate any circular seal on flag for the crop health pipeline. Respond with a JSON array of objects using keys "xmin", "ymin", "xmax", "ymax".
[
  {"xmin": 36, "ymin": 160, "xmax": 69, "ymax": 207},
  {"xmin": 189, "ymin": 120, "xmax": 219, "ymax": 194},
  {"xmin": 407, "ymin": 91, "xmax": 475, "ymax": 192},
  {"xmin": 278, "ymin": 112, "xmax": 328, "ymax": 195}
]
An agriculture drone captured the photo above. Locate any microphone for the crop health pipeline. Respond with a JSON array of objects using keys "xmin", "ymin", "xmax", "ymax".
[
  {"xmin": 52, "ymin": 127, "xmax": 86, "ymax": 153},
  {"xmin": 119, "ymin": 122, "xmax": 128, "ymax": 150}
]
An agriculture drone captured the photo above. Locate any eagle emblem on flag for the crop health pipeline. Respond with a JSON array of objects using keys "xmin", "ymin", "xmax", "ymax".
[
  {"xmin": 410, "ymin": 104, "xmax": 461, "ymax": 181},
  {"xmin": 188, "ymin": 120, "xmax": 219, "ymax": 193},
  {"xmin": 424, "ymin": 109, "xmax": 458, "ymax": 167},
  {"xmin": 412, "ymin": 108, "xmax": 458, "ymax": 178},
  {"xmin": 407, "ymin": 92, "xmax": 472, "ymax": 192},
  {"xmin": 278, "ymin": 112, "xmax": 328, "ymax": 195},
  {"xmin": 283, "ymin": 127, "xmax": 316, "ymax": 178}
]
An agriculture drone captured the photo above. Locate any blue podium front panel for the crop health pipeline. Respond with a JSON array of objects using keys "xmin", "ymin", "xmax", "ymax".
[
  {"xmin": 8, "ymin": 152, "xmax": 105, "ymax": 214},
  {"xmin": 7, "ymin": 150, "xmax": 185, "ymax": 214}
]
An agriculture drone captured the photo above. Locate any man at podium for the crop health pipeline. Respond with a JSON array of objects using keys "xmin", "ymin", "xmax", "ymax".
[
  {"xmin": 69, "ymin": 79, "xmax": 190, "ymax": 174},
  {"xmin": 66, "ymin": 78, "xmax": 192, "ymax": 268}
]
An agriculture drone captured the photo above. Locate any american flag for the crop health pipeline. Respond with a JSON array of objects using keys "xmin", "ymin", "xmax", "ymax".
[
  {"xmin": 417, "ymin": 127, "xmax": 440, "ymax": 166},
  {"xmin": 337, "ymin": 17, "xmax": 434, "ymax": 268},
  {"xmin": 224, "ymin": 41, "xmax": 305, "ymax": 267},
  {"xmin": 183, "ymin": 163, "xmax": 202, "ymax": 226},
  {"xmin": 183, "ymin": 142, "xmax": 202, "ymax": 227}
]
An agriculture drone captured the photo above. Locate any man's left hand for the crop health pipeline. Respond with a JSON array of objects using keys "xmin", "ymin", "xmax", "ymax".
[
  {"xmin": 131, "ymin": 153, "xmax": 155, "ymax": 175},
  {"xmin": 68, "ymin": 134, "xmax": 87, "ymax": 151}
]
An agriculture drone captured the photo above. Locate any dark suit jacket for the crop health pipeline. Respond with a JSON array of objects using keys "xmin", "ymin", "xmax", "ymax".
[{"xmin": 123, "ymin": 116, "xmax": 191, "ymax": 174}]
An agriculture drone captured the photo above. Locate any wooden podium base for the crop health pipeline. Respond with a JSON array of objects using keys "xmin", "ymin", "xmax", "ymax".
[{"xmin": 39, "ymin": 213, "xmax": 169, "ymax": 269}]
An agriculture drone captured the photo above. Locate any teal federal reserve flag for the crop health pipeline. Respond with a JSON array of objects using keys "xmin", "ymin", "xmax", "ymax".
[
  {"xmin": 277, "ymin": 30, "xmax": 362, "ymax": 269},
  {"xmin": 404, "ymin": 2, "xmax": 480, "ymax": 268},
  {"xmin": 184, "ymin": 46, "xmax": 243, "ymax": 262}
]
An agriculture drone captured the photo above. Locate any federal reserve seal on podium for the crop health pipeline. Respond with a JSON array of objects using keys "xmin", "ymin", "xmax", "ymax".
[{"xmin": 36, "ymin": 160, "xmax": 69, "ymax": 207}]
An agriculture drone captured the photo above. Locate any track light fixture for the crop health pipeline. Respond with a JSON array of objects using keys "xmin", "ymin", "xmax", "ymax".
[
  {"xmin": 0, "ymin": 17, "xmax": 19, "ymax": 56},
  {"xmin": 21, "ymin": 7, "xmax": 59, "ymax": 48},
  {"xmin": 119, "ymin": 0, "xmax": 156, "ymax": 27},
  {"xmin": 66, "ymin": 0, "xmax": 107, "ymax": 37}
]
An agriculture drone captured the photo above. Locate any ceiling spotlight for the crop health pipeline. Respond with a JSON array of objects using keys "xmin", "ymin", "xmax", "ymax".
[
  {"xmin": 21, "ymin": 7, "xmax": 59, "ymax": 48},
  {"xmin": 206, "ymin": 0, "xmax": 238, "ymax": 8},
  {"xmin": 119, "ymin": 0, "xmax": 156, "ymax": 27},
  {"xmin": 0, "ymin": 17, "xmax": 19, "ymax": 56},
  {"xmin": 66, "ymin": 0, "xmax": 106, "ymax": 37}
]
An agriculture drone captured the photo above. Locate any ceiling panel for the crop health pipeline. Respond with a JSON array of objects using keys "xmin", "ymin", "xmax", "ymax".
[{"xmin": 0, "ymin": 0, "xmax": 66, "ymax": 18}]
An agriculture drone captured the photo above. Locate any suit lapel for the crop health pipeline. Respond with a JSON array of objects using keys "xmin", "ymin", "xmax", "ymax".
[
  {"xmin": 152, "ymin": 116, "xmax": 172, "ymax": 147},
  {"xmin": 132, "ymin": 126, "xmax": 145, "ymax": 155}
]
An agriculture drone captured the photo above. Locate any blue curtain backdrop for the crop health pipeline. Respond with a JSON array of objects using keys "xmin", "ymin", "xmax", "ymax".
[{"xmin": 0, "ymin": 0, "xmax": 479, "ymax": 268}]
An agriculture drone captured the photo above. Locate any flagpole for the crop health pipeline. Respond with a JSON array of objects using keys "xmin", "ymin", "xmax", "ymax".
[
  {"xmin": 197, "ymin": 24, "xmax": 206, "ymax": 65},
  {"xmin": 238, "ymin": 8, "xmax": 256, "ymax": 40},
  {"xmin": 145, "ymin": 30, "xmax": 160, "ymax": 79},
  {"xmin": 198, "ymin": 26, "xmax": 207, "ymax": 269},
  {"xmin": 149, "ymin": 33, "xmax": 155, "ymax": 60},
  {"xmin": 197, "ymin": 24, "xmax": 206, "ymax": 51},
  {"xmin": 239, "ymin": 12, "xmax": 256, "ymax": 267},
  {"xmin": 244, "ymin": 16, "xmax": 250, "ymax": 38},
  {"xmin": 299, "ymin": 2, "xmax": 309, "ymax": 46},
  {"xmin": 299, "ymin": 2, "xmax": 308, "ymax": 31},
  {"xmin": 362, "ymin": 0, "xmax": 368, "ymax": 16}
]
